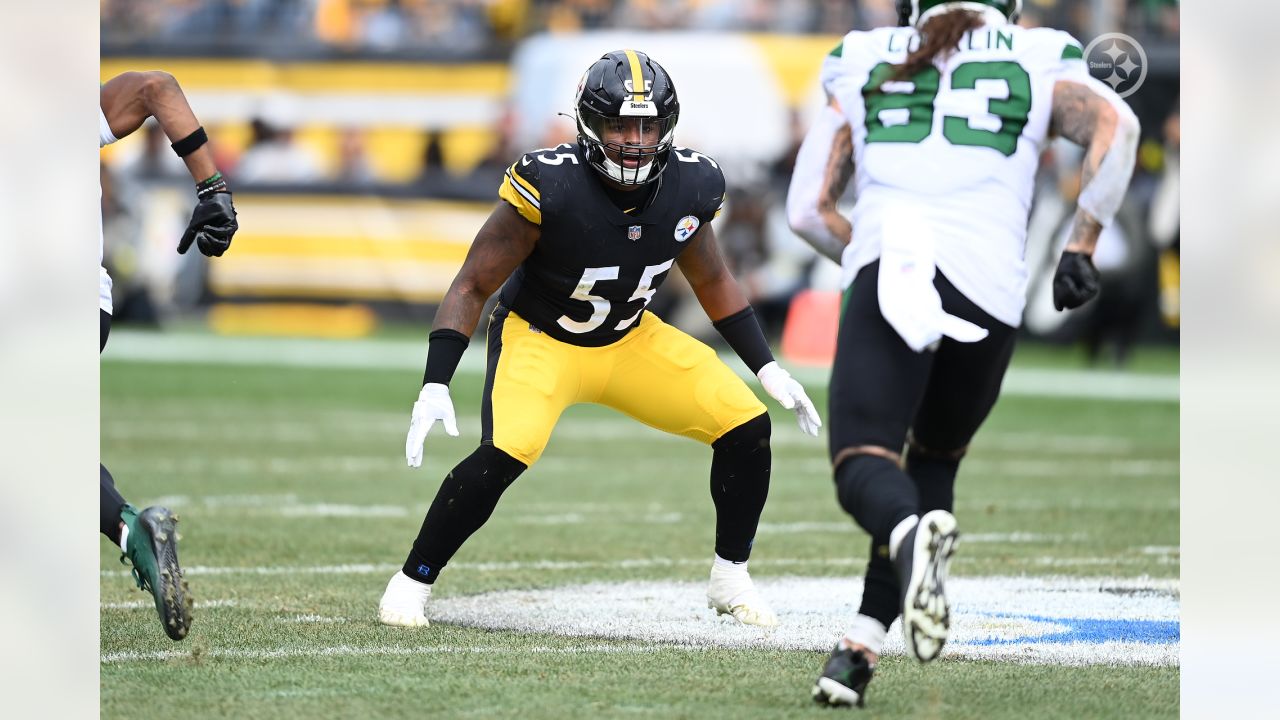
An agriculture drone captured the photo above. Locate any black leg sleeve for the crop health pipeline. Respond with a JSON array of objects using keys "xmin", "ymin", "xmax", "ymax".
[
  {"xmin": 101, "ymin": 309, "xmax": 111, "ymax": 353},
  {"xmin": 708, "ymin": 412, "xmax": 771, "ymax": 562},
  {"xmin": 905, "ymin": 447, "xmax": 960, "ymax": 514},
  {"xmin": 402, "ymin": 445, "xmax": 527, "ymax": 583},
  {"xmin": 835, "ymin": 454, "xmax": 919, "ymax": 545},
  {"xmin": 857, "ymin": 539, "xmax": 901, "ymax": 629},
  {"xmin": 100, "ymin": 464, "xmax": 127, "ymax": 544}
]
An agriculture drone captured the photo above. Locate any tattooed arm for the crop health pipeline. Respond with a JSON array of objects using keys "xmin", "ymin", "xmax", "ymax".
[
  {"xmin": 786, "ymin": 98, "xmax": 856, "ymax": 263},
  {"xmin": 433, "ymin": 202, "xmax": 539, "ymax": 336},
  {"xmin": 1050, "ymin": 78, "xmax": 1141, "ymax": 255}
]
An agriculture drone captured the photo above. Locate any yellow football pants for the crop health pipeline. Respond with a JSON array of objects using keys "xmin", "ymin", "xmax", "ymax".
[{"xmin": 482, "ymin": 307, "xmax": 767, "ymax": 466}]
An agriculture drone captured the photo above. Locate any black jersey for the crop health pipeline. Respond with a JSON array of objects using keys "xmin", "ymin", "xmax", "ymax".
[{"xmin": 495, "ymin": 142, "xmax": 725, "ymax": 347}]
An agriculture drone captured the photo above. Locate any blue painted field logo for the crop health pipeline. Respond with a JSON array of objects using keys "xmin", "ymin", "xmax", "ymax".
[
  {"xmin": 432, "ymin": 576, "xmax": 1180, "ymax": 666},
  {"xmin": 1084, "ymin": 32, "xmax": 1148, "ymax": 98}
]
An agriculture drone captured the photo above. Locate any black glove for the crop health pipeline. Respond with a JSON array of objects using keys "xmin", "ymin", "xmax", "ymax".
[
  {"xmin": 1052, "ymin": 250, "xmax": 1101, "ymax": 310},
  {"xmin": 179, "ymin": 177, "xmax": 238, "ymax": 257}
]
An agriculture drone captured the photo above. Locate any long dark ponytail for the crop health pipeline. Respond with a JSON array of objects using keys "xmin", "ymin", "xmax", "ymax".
[{"xmin": 878, "ymin": 10, "xmax": 986, "ymax": 88}]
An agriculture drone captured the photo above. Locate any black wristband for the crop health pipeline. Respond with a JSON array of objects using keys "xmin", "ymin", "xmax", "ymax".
[
  {"xmin": 422, "ymin": 329, "xmax": 470, "ymax": 386},
  {"xmin": 171, "ymin": 126, "xmax": 208, "ymax": 158},
  {"xmin": 712, "ymin": 306, "xmax": 774, "ymax": 375}
]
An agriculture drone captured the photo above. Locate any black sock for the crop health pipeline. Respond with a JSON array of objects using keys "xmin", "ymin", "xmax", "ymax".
[
  {"xmin": 834, "ymin": 454, "xmax": 919, "ymax": 542},
  {"xmin": 905, "ymin": 447, "xmax": 960, "ymax": 514},
  {"xmin": 403, "ymin": 445, "xmax": 527, "ymax": 584},
  {"xmin": 100, "ymin": 464, "xmax": 127, "ymax": 545},
  {"xmin": 858, "ymin": 538, "xmax": 901, "ymax": 629},
  {"xmin": 709, "ymin": 413, "xmax": 771, "ymax": 563}
]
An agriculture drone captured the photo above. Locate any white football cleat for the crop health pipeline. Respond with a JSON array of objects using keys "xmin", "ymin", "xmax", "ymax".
[
  {"xmin": 894, "ymin": 509, "xmax": 960, "ymax": 662},
  {"xmin": 378, "ymin": 571, "xmax": 432, "ymax": 628},
  {"xmin": 707, "ymin": 562, "xmax": 778, "ymax": 628}
]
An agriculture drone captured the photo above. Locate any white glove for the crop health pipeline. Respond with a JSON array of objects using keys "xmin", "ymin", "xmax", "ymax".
[
  {"xmin": 405, "ymin": 383, "xmax": 459, "ymax": 468},
  {"xmin": 756, "ymin": 361, "xmax": 822, "ymax": 436}
]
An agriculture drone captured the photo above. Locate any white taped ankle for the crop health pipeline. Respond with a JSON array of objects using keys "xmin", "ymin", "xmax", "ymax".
[{"xmin": 841, "ymin": 614, "xmax": 889, "ymax": 656}]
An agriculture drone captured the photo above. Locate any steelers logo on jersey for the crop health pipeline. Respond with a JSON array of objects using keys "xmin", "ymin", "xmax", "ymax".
[{"xmin": 674, "ymin": 215, "xmax": 700, "ymax": 242}]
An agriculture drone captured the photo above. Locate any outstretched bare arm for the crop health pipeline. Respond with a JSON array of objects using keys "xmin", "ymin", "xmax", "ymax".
[
  {"xmin": 100, "ymin": 72, "xmax": 218, "ymax": 184},
  {"xmin": 786, "ymin": 98, "xmax": 856, "ymax": 263},
  {"xmin": 1050, "ymin": 79, "xmax": 1141, "ymax": 255}
]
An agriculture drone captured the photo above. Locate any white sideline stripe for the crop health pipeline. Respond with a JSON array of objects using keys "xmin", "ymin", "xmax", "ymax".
[
  {"xmin": 105, "ymin": 330, "xmax": 1177, "ymax": 402},
  {"xmin": 101, "ymin": 642, "xmax": 658, "ymax": 665},
  {"xmin": 101, "ymin": 554, "xmax": 1177, "ymax": 579}
]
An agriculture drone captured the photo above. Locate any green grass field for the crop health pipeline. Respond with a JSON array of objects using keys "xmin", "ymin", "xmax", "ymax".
[{"xmin": 100, "ymin": 334, "xmax": 1179, "ymax": 719}]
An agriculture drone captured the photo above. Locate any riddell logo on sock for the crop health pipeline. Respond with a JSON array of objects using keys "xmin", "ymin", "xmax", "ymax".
[{"xmin": 417, "ymin": 564, "xmax": 431, "ymax": 577}]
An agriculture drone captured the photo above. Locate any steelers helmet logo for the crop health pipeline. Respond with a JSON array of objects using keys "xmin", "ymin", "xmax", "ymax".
[
  {"xmin": 674, "ymin": 216, "xmax": 700, "ymax": 242},
  {"xmin": 1084, "ymin": 33, "xmax": 1148, "ymax": 99}
]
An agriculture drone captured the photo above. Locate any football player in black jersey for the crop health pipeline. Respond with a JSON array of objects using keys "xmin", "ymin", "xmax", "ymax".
[{"xmin": 380, "ymin": 50, "xmax": 821, "ymax": 629}]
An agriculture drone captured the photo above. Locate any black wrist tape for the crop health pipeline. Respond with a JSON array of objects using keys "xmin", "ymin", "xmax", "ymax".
[
  {"xmin": 712, "ymin": 306, "xmax": 774, "ymax": 375},
  {"xmin": 171, "ymin": 126, "xmax": 208, "ymax": 158},
  {"xmin": 423, "ymin": 329, "xmax": 470, "ymax": 386}
]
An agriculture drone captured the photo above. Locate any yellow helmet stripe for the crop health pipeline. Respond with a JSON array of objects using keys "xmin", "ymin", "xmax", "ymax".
[{"xmin": 624, "ymin": 49, "xmax": 645, "ymax": 102}]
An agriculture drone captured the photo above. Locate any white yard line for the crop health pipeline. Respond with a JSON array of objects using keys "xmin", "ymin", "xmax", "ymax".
[
  {"xmin": 106, "ymin": 330, "xmax": 1177, "ymax": 402},
  {"xmin": 101, "ymin": 598, "xmax": 244, "ymax": 610},
  {"xmin": 101, "ymin": 553, "xmax": 1177, "ymax": 580},
  {"xmin": 101, "ymin": 642, "xmax": 659, "ymax": 664},
  {"xmin": 101, "ymin": 576, "xmax": 1180, "ymax": 667}
]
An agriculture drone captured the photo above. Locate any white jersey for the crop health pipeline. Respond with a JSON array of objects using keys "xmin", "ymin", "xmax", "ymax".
[
  {"xmin": 823, "ymin": 22, "xmax": 1090, "ymax": 327},
  {"xmin": 99, "ymin": 109, "xmax": 118, "ymax": 314}
]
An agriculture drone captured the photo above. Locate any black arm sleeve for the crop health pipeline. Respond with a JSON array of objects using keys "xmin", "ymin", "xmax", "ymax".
[
  {"xmin": 422, "ymin": 329, "xmax": 470, "ymax": 386},
  {"xmin": 712, "ymin": 306, "xmax": 774, "ymax": 375}
]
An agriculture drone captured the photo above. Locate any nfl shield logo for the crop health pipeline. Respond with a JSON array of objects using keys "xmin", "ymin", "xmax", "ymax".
[{"xmin": 628, "ymin": 225, "xmax": 642, "ymax": 241}]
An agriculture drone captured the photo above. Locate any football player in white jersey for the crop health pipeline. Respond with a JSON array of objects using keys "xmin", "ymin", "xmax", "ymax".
[
  {"xmin": 785, "ymin": 0, "xmax": 1139, "ymax": 706},
  {"xmin": 100, "ymin": 71, "xmax": 239, "ymax": 641}
]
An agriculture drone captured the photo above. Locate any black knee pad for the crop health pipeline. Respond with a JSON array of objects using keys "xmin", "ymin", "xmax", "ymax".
[
  {"xmin": 457, "ymin": 444, "xmax": 527, "ymax": 490},
  {"xmin": 713, "ymin": 412, "xmax": 771, "ymax": 452}
]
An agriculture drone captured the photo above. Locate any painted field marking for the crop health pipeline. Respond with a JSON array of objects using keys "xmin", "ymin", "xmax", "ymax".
[
  {"xmin": 101, "ymin": 577, "xmax": 1178, "ymax": 667},
  {"xmin": 430, "ymin": 576, "xmax": 1178, "ymax": 666},
  {"xmin": 105, "ymin": 330, "xmax": 1178, "ymax": 402},
  {"xmin": 101, "ymin": 642, "xmax": 659, "ymax": 665}
]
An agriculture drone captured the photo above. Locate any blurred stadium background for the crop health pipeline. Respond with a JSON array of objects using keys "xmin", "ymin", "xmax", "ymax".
[
  {"xmin": 100, "ymin": 0, "xmax": 1179, "ymax": 365},
  {"xmin": 99, "ymin": 4, "xmax": 1179, "ymax": 716}
]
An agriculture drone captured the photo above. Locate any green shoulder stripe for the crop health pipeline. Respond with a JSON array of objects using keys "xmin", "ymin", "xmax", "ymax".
[
  {"xmin": 1061, "ymin": 43, "xmax": 1084, "ymax": 60},
  {"xmin": 828, "ymin": 41, "xmax": 843, "ymax": 58}
]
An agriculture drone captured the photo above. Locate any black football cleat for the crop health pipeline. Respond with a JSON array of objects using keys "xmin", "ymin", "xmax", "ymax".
[
  {"xmin": 812, "ymin": 644, "xmax": 876, "ymax": 708},
  {"xmin": 120, "ymin": 505, "xmax": 193, "ymax": 641},
  {"xmin": 894, "ymin": 509, "xmax": 959, "ymax": 663}
]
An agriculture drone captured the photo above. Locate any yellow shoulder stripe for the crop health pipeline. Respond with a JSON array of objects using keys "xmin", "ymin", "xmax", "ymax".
[
  {"xmin": 508, "ymin": 163, "xmax": 540, "ymax": 201},
  {"xmin": 499, "ymin": 165, "xmax": 541, "ymax": 225}
]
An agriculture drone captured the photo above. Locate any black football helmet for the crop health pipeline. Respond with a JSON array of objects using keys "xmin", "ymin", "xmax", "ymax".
[
  {"xmin": 896, "ymin": 0, "xmax": 1021, "ymax": 26},
  {"xmin": 574, "ymin": 49, "xmax": 679, "ymax": 186}
]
